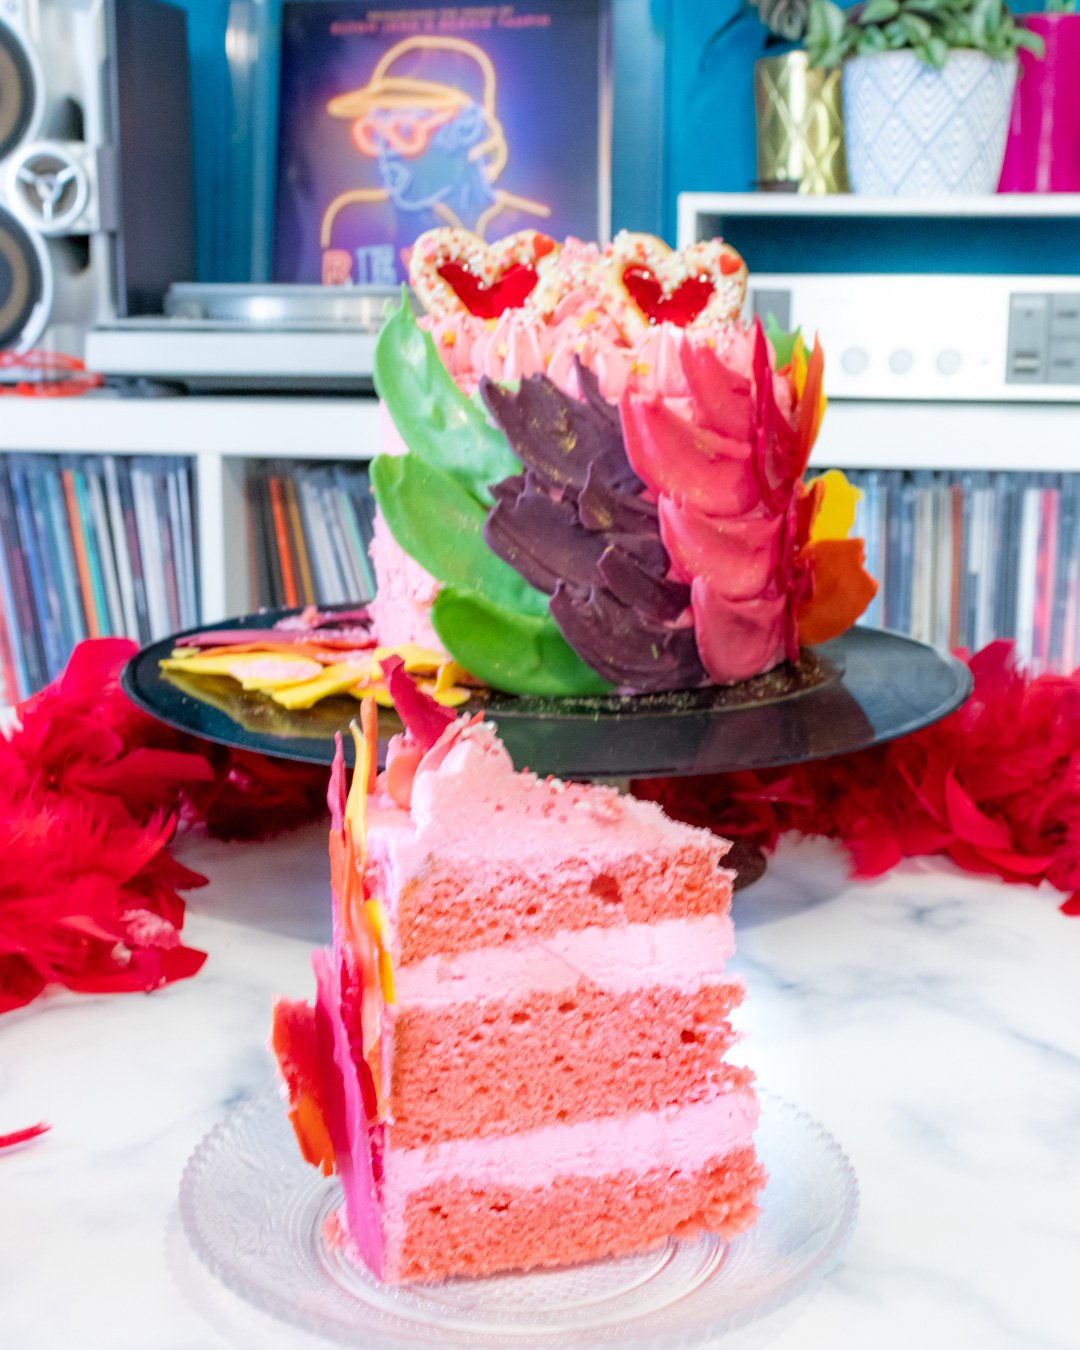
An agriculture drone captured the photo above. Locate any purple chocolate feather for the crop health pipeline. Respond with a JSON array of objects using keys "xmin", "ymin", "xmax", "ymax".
[
  {"xmin": 480, "ymin": 374, "xmax": 643, "ymax": 495},
  {"xmin": 484, "ymin": 478, "xmax": 607, "ymax": 595},
  {"xmin": 596, "ymin": 546, "xmax": 692, "ymax": 622},
  {"xmin": 576, "ymin": 463, "xmax": 658, "ymax": 532},
  {"xmin": 574, "ymin": 355, "xmax": 623, "ymax": 433},
  {"xmin": 480, "ymin": 371, "xmax": 703, "ymax": 685},
  {"xmin": 549, "ymin": 583, "xmax": 706, "ymax": 691},
  {"xmin": 604, "ymin": 531, "xmax": 669, "ymax": 579}
]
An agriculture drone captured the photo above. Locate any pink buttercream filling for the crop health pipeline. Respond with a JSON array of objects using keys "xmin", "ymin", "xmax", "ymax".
[
  {"xmin": 394, "ymin": 914, "xmax": 736, "ymax": 1008},
  {"xmin": 380, "ymin": 1089, "xmax": 759, "ymax": 1198}
]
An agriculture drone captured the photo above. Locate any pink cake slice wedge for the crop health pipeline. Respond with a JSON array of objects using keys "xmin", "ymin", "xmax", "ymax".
[{"xmin": 272, "ymin": 699, "xmax": 766, "ymax": 1284}]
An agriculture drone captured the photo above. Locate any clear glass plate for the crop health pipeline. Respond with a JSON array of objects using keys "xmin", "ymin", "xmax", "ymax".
[{"xmin": 178, "ymin": 1092, "xmax": 859, "ymax": 1349}]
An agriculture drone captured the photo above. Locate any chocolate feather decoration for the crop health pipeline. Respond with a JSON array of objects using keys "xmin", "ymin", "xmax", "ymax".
[
  {"xmin": 596, "ymin": 546, "xmax": 692, "ymax": 622},
  {"xmin": 481, "ymin": 367, "xmax": 699, "ymax": 691},
  {"xmin": 480, "ymin": 373, "xmax": 644, "ymax": 496},
  {"xmin": 380, "ymin": 653, "xmax": 455, "ymax": 749},
  {"xmin": 484, "ymin": 474, "xmax": 608, "ymax": 594},
  {"xmin": 549, "ymin": 583, "xmax": 707, "ymax": 690},
  {"xmin": 574, "ymin": 355, "xmax": 624, "ymax": 434}
]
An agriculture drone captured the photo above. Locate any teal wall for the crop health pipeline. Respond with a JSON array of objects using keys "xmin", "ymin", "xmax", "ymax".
[{"xmin": 168, "ymin": 0, "xmax": 1046, "ymax": 281}]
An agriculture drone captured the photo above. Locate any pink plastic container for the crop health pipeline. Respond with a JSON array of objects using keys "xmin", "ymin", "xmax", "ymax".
[{"xmin": 999, "ymin": 13, "xmax": 1080, "ymax": 192}]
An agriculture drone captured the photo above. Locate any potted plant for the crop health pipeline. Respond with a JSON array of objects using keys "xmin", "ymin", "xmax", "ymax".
[
  {"xmin": 999, "ymin": 0, "xmax": 1080, "ymax": 192},
  {"xmin": 749, "ymin": 0, "xmax": 851, "ymax": 192},
  {"xmin": 806, "ymin": 0, "xmax": 1043, "ymax": 195}
]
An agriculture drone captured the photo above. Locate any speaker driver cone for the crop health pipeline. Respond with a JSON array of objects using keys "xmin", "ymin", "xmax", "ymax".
[
  {"xmin": 0, "ymin": 22, "xmax": 36, "ymax": 164},
  {"xmin": 0, "ymin": 205, "xmax": 43, "ymax": 350}
]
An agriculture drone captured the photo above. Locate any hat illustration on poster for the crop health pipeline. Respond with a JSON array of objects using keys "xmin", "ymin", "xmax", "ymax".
[{"xmin": 320, "ymin": 36, "xmax": 550, "ymax": 280}]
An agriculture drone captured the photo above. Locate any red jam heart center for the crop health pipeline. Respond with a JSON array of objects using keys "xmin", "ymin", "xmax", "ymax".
[
  {"xmin": 437, "ymin": 261, "xmax": 539, "ymax": 319},
  {"xmin": 622, "ymin": 265, "xmax": 716, "ymax": 328}
]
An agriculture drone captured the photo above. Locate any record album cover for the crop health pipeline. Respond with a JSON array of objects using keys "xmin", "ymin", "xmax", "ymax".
[{"xmin": 273, "ymin": 0, "xmax": 609, "ymax": 286}]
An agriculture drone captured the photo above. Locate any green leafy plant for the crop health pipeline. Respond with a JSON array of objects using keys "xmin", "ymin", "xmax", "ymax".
[
  {"xmin": 749, "ymin": 0, "xmax": 814, "ymax": 41},
  {"xmin": 1045, "ymin": 0, "xmax": 1078, "ymax": 12},
  {"xmin": 805, "ymin": 0, "xmax": 1044, "ymax": 70}
]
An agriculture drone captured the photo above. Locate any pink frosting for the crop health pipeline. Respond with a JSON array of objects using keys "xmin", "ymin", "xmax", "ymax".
[
  {"xmin": 364, "ymin": 718, "xmax": 729, "ymax": 905},
  {"xmin": 546, "ymin": 331, "xmax": 635, "ymax": 401},
  {"xmin": 407, "ymin": 720, "xmax": 719, "ymax": 866},
  {"xmin": 627, "ymin": 324, "xmax": 691, "ymax": 399},
  {"xmin": 418, "ymin": 312, "xmax": 488, "ymax": 391},
  {"xmin": 394, "ymin": 914, "xmax": 737, "ymax": 1008},
  {"xmin": 469, "ymin": 310, "xmax": 551, "ymax": 385},
  {"xmin": 368, "ymin": 510, "xmax": 444, "ymax": 652}
]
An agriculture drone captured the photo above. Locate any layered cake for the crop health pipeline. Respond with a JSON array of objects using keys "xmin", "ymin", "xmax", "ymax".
[
  {"xmin": 369, "ymin": 225, "xmax": 877, "ymax": 696},
  {"xmin": 271, "ymin": 668, "xmax": 766, "ymax": 1283}
]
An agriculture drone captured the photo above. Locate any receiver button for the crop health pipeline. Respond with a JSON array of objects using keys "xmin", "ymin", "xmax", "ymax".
[
  {"xmin": 936, "ymin": 349, "xmax": 962, "ymax": 376},
  {"xmin": 889, "ymin": 349, "xmax": 914, "ymax": 374},
  {"xmin": 841, "ymin": 347, "xmax": 869, "ymax": 375}
]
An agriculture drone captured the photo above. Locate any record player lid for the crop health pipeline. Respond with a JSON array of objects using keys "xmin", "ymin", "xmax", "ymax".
[{"xmin": 163, "ymin": 282, "xmax": 418, "ymax": 330}]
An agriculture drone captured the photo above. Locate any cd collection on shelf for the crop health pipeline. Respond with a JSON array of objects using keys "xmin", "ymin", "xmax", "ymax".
[
  {"xmin": 839, "ymin": 468, "xmax": 1080, "ymax": 676},
  {"xmin": 244, "ymin": 460, "xmax": 376, "ymax": 611},
  {"xmin": 4, "ymin": 455, "xmax": 1078, "ymax": 705},
  {"xmin": 0, "ymin": 453, "xmax": 199, "ymax": 705}
]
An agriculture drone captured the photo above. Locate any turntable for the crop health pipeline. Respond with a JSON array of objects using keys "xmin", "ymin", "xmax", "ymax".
[{"xmin": 84, "ymin": 283, "xmax": 414, "ymax": 394}]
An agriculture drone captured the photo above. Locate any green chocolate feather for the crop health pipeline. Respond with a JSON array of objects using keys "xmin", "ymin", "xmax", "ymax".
[
  {"xmin": 371, "ymin": 453, "xmax": 548, "ymax": 617},
  {"xmin": 431, "ymin": 585, "xmax": 614, "ymax": 696},
  {"xmin": 373, "ymin": 297, "xmax": 520, "ymax": 505}
]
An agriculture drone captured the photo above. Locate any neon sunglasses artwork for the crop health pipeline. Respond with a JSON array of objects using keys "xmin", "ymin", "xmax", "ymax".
[{"xmin": 320, "ymin": 36, "xmax": 550, "ymax": 267}]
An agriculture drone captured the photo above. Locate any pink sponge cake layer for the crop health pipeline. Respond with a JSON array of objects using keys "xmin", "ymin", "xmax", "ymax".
[
  {"xmin": 389, "ymin": 1146, "xmax": 765, "ymax": 1284},
  {"xmin": 378, "ymin": 1092, "xmax": 765, "ymax": 1283},
  {"xmin": 390, "ymin": 979, "xmax": 748, "ymax": 1148},
  {"xmin": 367, "ymin": 735, "xmax": 734, "ymax": 963},
  {"xmin": 272, "ymin": 707, "xmax": 766, "ymax": 1285}
]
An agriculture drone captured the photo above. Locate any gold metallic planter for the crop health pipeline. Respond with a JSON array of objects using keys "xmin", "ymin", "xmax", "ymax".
[{"xmin": 754, "ymin": 52, "xmax": 848, "ymax": 194}]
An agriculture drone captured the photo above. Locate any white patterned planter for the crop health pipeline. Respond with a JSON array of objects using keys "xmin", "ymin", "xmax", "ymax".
[{"xmin": 843, "ymin": 50, "xmax": 1017, "ymax": 195}]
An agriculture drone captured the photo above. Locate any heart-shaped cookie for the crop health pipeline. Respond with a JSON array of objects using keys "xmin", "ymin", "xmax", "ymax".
[
  {"xmin": 409, "ymin": 228, "xmax": 560, "ymax": 320},
  {"xmin": 603, "ymin": 232, "xmax": 748, "ymax": 342}
]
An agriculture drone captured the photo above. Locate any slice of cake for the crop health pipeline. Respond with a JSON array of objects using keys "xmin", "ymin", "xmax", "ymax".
[{"xmin": 271, "ymin": 664, "xmax": 766, "ymax": 1283}]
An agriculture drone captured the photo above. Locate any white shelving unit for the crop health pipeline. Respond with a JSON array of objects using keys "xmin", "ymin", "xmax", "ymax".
[
  {"xmin": 809, "ymin": 401, "xmax": 1080, "ymax": 472},
  {"xmin": 676, "ymin": 190, "xmax": 1080, "ymax": 237},
  {"xmin": 0, "ymin": 394, "xmax": 381, "ymax": 625}
]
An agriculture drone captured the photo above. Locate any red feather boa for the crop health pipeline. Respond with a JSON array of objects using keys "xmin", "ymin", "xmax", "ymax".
[
  {"xmin": 0, "ymin": 639, "xmax": 330, "ymax": 1013},
  {"xmin": 635, "ymin": 641, "xmax": 1080, "ymax": 916}
]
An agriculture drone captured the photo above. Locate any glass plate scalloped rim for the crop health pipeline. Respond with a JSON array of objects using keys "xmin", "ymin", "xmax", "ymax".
[{"xmin": 178, "ymin": 1090, "xmax": 859, "ymax": 1349}]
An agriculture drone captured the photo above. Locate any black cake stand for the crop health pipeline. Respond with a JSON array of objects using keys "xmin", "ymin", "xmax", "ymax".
[
  {"xmin": 123, "ymin": 613, "xmax": 971, "ymax": 780},
  {"xmin": 123, "ymin": 615, "xmax": 971, "ymax": 888}
]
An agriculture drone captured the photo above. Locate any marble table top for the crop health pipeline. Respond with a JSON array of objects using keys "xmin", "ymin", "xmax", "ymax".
[{"xmin": 2, "ymin": 823, "xmax": 1079, "ymax": 1350}]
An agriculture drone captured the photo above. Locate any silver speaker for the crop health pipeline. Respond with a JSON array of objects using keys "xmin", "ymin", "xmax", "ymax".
[{"xmin": 0, "ymin": 0, "xmax": 111, "ymax": 357}]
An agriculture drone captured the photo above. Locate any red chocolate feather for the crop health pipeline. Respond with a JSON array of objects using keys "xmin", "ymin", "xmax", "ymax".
[{"xmin": 380, "ymin": 654, "xmax": 455, "ymax": 750}]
